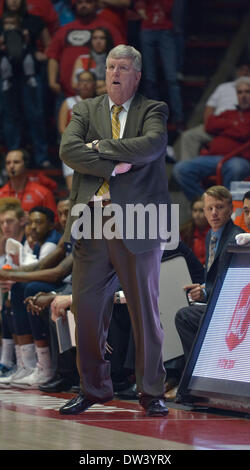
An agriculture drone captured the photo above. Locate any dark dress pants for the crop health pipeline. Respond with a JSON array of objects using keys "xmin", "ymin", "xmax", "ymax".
[
  {"xmin": 175, "ymin": 304, "xmax": 207, "ymax": 361},
  {"xmin": 71, "ymin": 235, "xmax": 166, "ymax": 402},
  {"xmin": 106, "ymin": 303, "xmax": 133, "ymax": 383}
]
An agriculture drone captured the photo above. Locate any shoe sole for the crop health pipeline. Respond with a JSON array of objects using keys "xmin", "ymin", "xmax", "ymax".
[
  {"xmin": 11, "ymin": 375, "xmax": 54, "ymax": 390},
  {"xmin": 145, "ymin": 409, "xmax": 169, "ymax": 417},
  {"xmin": 11, "ymin": 383, "xmax": 39, "ymax": 389},
  {"xmin": 59, "ymin": 400, "xmax": 96, "ymax": 415},
  {"xmin": 0, "ymin": 382, "xmax": 12, "ymax": 389},
  {"xmin": 59, "ymin": 396, "xmax": 113, "ymax": 415},
  {"xmin": 39, "ymin": 386, "xmax": 72, "ymax": 393}
]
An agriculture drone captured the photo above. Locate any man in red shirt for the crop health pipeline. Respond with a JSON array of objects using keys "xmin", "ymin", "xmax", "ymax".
[
  {"xmin": 97, "ymin": 0, "xmax": 130, "ymax": 43},
  {"xmin": 173, "ymin": 76, "xmax": 250, "ymax": 201},
  {"xmin": 0, "ymin": 150, "xmax": 58, "ymax": 216},
  {"xmin": 135, "ymin": 0, "xmax": 183, "ymax": 124},
  {"xmin": 47, "ymin": 0, "xmax": 123, "ymax": 98}
]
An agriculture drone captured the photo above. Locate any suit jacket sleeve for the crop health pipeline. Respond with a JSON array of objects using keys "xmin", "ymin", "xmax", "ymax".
[
  {"xmin": 98, "ymin": 101, "xmax": 169, "ymax": 165},
  {"xmin": 59, "ymin": 101, "xmax": 116, "ymax": 180}
]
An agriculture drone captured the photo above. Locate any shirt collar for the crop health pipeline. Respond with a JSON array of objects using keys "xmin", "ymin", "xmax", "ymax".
[
  {"xmin": 211, "ymin": 225, "xmax": 224, "ymax": 239},
  {"xmin": 108, "ymin": 95, "xmax": 134, "ymax": 113}
]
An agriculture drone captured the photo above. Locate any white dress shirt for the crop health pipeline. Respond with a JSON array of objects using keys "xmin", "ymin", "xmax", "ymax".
[{"xmin": 92, "ymin": 95, "xmax": 134, "ymax": 202}]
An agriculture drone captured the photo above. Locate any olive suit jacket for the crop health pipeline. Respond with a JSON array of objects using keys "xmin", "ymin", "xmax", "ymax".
[{"xmin": 59, "ymin": 92, "xmax": 171, "ymax": 254}]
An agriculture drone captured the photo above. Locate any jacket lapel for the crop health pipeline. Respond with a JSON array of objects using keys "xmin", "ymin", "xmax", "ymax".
[
  {"xmin": 96, "ymin": 95, "xmax": 112, "ymax": 139},
  {"xmin": 93, "ymin": 93, "xmax": 142, "ymax": 140},
  {"xmin": 213, "ymin": 220, "xmax": 233, "ymax": 263},
  {"xmin": 123, "ymin": 93, "xmax": 142, "ymax": 138}
]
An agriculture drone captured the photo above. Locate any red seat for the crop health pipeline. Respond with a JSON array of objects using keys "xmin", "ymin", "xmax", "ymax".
[
  {"xmin": 215, "ymin": 141, "xmax": 250, "ymax": 185},
  {"xmin": 203, "ymin": 141, "xmax": 250, "ymax": 187}
]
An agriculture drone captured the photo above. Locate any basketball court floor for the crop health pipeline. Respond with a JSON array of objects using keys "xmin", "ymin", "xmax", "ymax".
[{"xmin": 0, "ymin": 388, "xmax": 250, "ymax": 453}]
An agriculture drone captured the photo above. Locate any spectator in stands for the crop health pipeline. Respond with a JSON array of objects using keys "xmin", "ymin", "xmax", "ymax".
[
  {"xmin": 52, "ymin": 0, "xmax": 75, "ymax": 26},
  {"xmin": 179, "ymin": 59, "xmax": 250, "ymax": 161},
  {"xmin": 0, "ymin": 0, "xmax": 59, "ymax": 35},
  {"xmin": 180, "ymin": 197, "xmax": 209, "ymax": 265},
  {"xmin": 71, "ymin": 26, "xmax": 113, "ymax": 95},
  {"xmin": 97, "ymin": 0, "xmax": 130, "ymax": 43},
  {"xmin": 25, "ymin": 0, "xmax": 59, "ymax": 35},
  {"xmin": 0, "ymin": 0, "xmax": 51, "ymax": 168},
  {"xmin": 0, "ymin": 206, "xmax": 61, "ymax": 389},
  {"xmin": 173, "ymin": 77, "xmax": 250, "ymax": 201},
  {"xmin": 58, "ymin": 70, "xmax": 96, "ymax": 190},
  {"xmin": 172, "ymin": 0, "xmax": 187, "ymax": 81},
  {"xmin": 0, "ymin": 150, "xmax": 58, "ymax": 216},
  {"xmin": 242, "ymin": 191, "xmax": 250, "ymax": 231},
  {"xmin": 175, "ymin": 186, "xmax": 244, "ymax": 367},
  {"xmin": 46, "ymin": 0, "xmax": 123, "ymax": 101},
  {"xmin": 58, "ymin": 70, "xmax": 96, "ymax": 135},
  {"xmin": 55, "ymin": 0, "xmax": 129, "ymax": 39},
  {"xmin": 126, "ymin": 1, "xmax": 142, "ymax": 50},
  {"xmin": 0, "ymin": 11, "xmax": 38, "ymax": 90},
  {"xmin": 135, "ymin": 0, "xmax": 184, "ymax": 126}
]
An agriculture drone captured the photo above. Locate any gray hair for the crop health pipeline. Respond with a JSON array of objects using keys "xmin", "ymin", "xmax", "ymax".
[
  {"xmin": 106, "ymin": 45, "xmax": 142, "ymax": 72},
  {"xmin": 234, "ymin": 76, "xmax": 250, "ymax": 88}
]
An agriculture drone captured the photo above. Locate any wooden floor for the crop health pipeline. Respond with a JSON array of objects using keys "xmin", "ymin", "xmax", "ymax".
[{"xmin": 1, "ymin": 388, "xmax": 250, "ymax": 456}]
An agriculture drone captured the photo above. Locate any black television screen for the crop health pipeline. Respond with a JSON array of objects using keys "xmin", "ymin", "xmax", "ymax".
[{"xmin": 177, "ymin": 246, "xmax": 250, "ymax": 415}]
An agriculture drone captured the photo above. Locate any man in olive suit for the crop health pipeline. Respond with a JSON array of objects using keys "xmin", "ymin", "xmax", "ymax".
[{"xmin": 59, "ymin": 45, "xmax": 172, "ymax": 417}]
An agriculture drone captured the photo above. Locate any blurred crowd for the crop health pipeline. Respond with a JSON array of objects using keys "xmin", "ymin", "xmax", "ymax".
[{"xmin": 0, "ymin": 0, "xmax": 186, "ymax": 173}]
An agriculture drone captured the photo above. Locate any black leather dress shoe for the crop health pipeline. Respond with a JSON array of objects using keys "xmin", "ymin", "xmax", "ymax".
[
  {"xmin": 39, "ymin": 376, "xmax": 73, "ymax": 393},
  {"xmin": 115, "ymin": 383, "xmax": 138, "ymax": 400},
  {"xmin": 145, "ymin": 399, "xmax": 169, "ymax": 417},
  {"xmin": 139, "ymin": 396, "xmax": 169, "ymax": 417},
  {"xmin": 59, "ymin": 391, "xmax": 112, "ymax": 415}
]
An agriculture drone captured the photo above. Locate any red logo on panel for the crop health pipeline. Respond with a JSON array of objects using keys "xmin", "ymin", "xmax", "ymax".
[{"xmin": 225, "ymin": 283, "xmax": 250, "ymax": 351}]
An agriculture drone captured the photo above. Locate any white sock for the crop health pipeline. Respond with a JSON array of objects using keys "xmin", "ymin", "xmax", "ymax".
[
  {"xmin": 1, "ymin": 339, "xmax": 15, "ymax": 367},
  {"xmin": 36, "ymin": 346, "xmax": 52, "ymax": 374},
  {"xmin": 20, "ymin": 343, "xmax": 37, "ymax": 369},
  {"xmin": 15, "ymin": 344, "xmax": 23, "ymax": 368}
]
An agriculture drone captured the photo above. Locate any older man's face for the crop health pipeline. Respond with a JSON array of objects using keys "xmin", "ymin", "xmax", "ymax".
[
  {"xmin": 106, "ymin": 57, "xmax": 141, "ymax": 105},
  {"xmin": 237, "ymin": 83, "xmax": 250, "ymax": 110}
]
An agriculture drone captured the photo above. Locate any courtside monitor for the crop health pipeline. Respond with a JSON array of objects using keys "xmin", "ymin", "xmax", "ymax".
[{"xmin": 177, "ymin": 244, "xmax": 250, "ymax": 415}]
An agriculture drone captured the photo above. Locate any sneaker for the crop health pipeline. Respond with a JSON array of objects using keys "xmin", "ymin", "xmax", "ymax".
[
  {"xmin": 0, "ymin": 363, "xmax": 13, "ymax": 377},
  {"xmin": 0, "ymin": 365, "xmax": 18, "ymax": 388},
  {"xmin": 10, "ymin": 366, "xmax": 35, "ymax": 388},
  {"xmin": 12, "ymin": 365, "xmax": 53, "ymax": 389}
]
